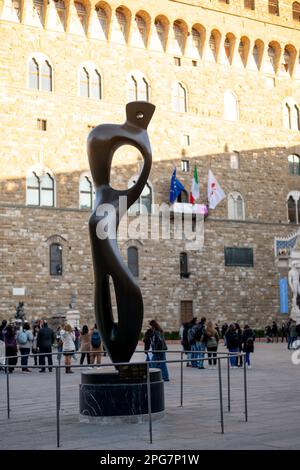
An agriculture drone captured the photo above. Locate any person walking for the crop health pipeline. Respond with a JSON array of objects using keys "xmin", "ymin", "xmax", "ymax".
[
  {"xmin": 0, "ymin": 320, "xmax": 7, "ymax": 371},
  {"xmin": 80, "ymin": 325, "xmax": 91, "ymax": 366},
  {"xmin": 149, "ymin": 320, "xmax": 169, "ymax": 382},
  {"xmin": 194, "ymin": 317, "xmax": 207, "ymax": 370},
  {"xmin": 90, "ymin": 324, "xmax": 102, "ymax": 367},
  {"xmin": 37, "ymin": 321, "xmax": 55, "ymax": 372},
  {"xmin": 271, "ymin": 321, "xmax": 279, "ymax": 343},
  {"xmin": 203, "ymin": 321, "xmax": 219, "ymax": 369},
  {"xmin": 235, "ymin": 323, "xmax": 243, "ymax": 367},
  {"xmin": 242, "ymin": 324, "xmax": 255, "ymax": 369},
  {"xmin": 143, "ymin": 327, "xmax": 153, "ymax": 362},
  {"xmin": 288, "ymin": 320, "xmax": 298, "ymax": 349},
  {"xmin": 61, "ymin": 324, "xmax": 76, "ymax": 373},
  {"xmin": 16, "ymin": 322, "xmax": 33, "ymax": 372}
]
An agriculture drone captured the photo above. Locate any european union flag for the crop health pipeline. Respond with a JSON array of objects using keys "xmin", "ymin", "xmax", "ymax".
[{"xmin": 169, "ymin": 168, "xmax": 185, "ymax": 204}]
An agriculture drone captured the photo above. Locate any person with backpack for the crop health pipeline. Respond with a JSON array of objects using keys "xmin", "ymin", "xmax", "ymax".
[
  {"xmin": 242, "ymin": 325, "xmax": 255, "ymax": 369},
  {"xmin": 90, "ymin": 323, "xmax": 102, "ymax": 368},
  {"xmin": 16, "ymin": 322, "xmax": 33, "ymax": 372},
  {"xmin": 37, "ymin": 321, "xmax": 55, "ymax": 372},
  {"xmin": 149, "ymin": 320, "xmax": 169, "ymax": 381}
]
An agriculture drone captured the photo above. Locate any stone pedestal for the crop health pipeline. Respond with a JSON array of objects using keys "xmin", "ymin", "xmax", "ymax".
[{"xmin": 79, "ymin": 368, "xmax": 164, "ymax": 423}]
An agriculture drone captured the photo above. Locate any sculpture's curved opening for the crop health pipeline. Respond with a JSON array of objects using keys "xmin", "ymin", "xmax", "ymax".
[
  {"xmin": 110, "ymin": 144, "xmax": 143, "ymax": 191},
  {"xmin": 108, "ymin": 275, "xmax": 118, "ymax": 325}
]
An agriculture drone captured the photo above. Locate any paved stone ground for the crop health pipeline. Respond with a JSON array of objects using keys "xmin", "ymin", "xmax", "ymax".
[{"xmin": 0, "ymin": 342, "xmax": 299, "ymax": 450}]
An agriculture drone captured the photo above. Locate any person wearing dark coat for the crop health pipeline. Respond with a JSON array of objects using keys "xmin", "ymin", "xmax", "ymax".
[
  {"xmin": 242, "ymin": 325, "xmax": 255, "ymax": 369},
  {"xmin": 225, "ymin": 324, "xmax": 239, "ymax": 367},
  {"xmin": 37, "ymin": 321, "xmax": 55, "ymax": 372}
]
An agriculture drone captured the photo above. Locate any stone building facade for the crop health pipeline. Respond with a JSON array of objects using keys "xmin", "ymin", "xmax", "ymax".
[{"xmin": 0, "ymin": 0, "xmax": 300, "ymax": 329}]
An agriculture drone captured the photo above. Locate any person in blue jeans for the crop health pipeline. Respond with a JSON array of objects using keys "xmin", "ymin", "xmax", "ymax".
[
  {"xmin": 242, "ymin": 324, "xmax": 255, "ymax": 368},
  {"xmin": 225, "ymin": 324, "xmax": 239, "ymax": 367},
  {"xmin": 149, "ymin": 320, "xmax": 169, "ymax": 381}
]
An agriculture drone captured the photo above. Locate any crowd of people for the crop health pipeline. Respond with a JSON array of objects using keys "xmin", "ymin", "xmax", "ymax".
[
  {"xmin": 0, "ymin": 319, "xmax": 103, "ymax": 374},
  {"xmin": 264, "ymin": 320, "xmax": 300, "ymax": 348},
  {"xmin": 179, "ymin": 318, "xmax": 256, "ymax": 369}
]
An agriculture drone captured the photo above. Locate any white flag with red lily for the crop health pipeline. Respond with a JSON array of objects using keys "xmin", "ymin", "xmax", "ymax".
[
  {"xmin": 190, "ymin": 165, "xmax": 200, "ymax": 204},
  {"xmin": 207, "ymin": 170, "xmax": 225, "ymax": 209}
]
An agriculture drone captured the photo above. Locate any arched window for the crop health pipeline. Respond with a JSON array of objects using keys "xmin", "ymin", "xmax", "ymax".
[
  {"xmin": 40, "ymin": 173, "xmax": 54, "ymax": 206},
  {"xmin": 74, "ymin": 1, "xmax": 87, "ymax": 32},
  {"xmin": 172, "ymin": 82, "xmax": 187, "ymax": 113},
  {"xmin": 224, "ymin": 91, "xmax": 239, "ymax": 121},
  {"xmin": 228, "ymin": 192, "xmax": 245, "ymax": 220},
  {"xmin": 96, "ymin": 6, "xmax": 108, "ymax": 37},
  {"xmin": 293, "ymin": 2, "xmax": 300, "ymax": 21},
  {"xmin": 288, "ymin": 155, "xmax": 300, "ymax": 175},
  {"xmin": 28, "ymin": 56, "xmax": 53, "ymax": 91},
  {"xmin": 127, "ymin": 73, "xmax": 149, "ymax": 102},
  {"xmin": 267, "ymin": 45, "xmax": 276, "ymax": 72},
  {"xmin": 128, "ymin": 179, "xmax": 153, "ymax": 214},
  {"xmin": 90, "ymin": 69, "xmax": 102, "ymax": 99},
  {"xmin": 269, "ymin": 0, "xmax": 279, "ymax": 15},
  {"xmin": 173, "ymin": 20, "xmax": 184, "ymax": 54},
  {"xmin": 135, "ymin": 14, "xmax": 147, "ymax": 46},
  {"xmin": 29, "ymin": 58, "xmax": 39, "ymax": 90},
  {"xmin": 177, "ymin": 189, "xmax": 189, "ymax": 203},
  {"xmin": 116, "ymin": 8, "xmax": 127, "ymax": 39},
  {"xmin": 155, "ymin": 19, "xmax": 166, "ymax": 50},
  {"xmin": 55, "ymin": 0, "xmax": 66, "ymax": 28},
  {"xmin": 79, "ymin": 65, "xmax": 102, "ymax": 99},
  {"xmin": 128, "ymin": 246, "xmax": 139, "ymax": 277},
  {"xmin": 282, "ymin": 48, "xmax": 291, "ymax": 74},
  {"xmin": 180, "ymin": 252, "xmax": 189, "ymax": 278},
  {"xmin": 224, "ymin": 37, "xmax": 231, "ymax": 61},
  {"xmin": 80, "ymin": 67, "xmax": 89, "ymax": 97},
  {"xmin": 79, "ymin": 175, "xmax": 93, "ymax": 208},
  {"xmin": 41, "ymin": 60, "xmax": 52, "ymax": 91},
  {"xmin": 140, "ymin": 182, "xmax": 152, "ymax": 214},
  {"xmin": 50, "ymin": 243, "xmax": 63, "ymax": 276},
  {"xmin": 26, "ymin": 171, "xmax": 40, "ymax": 205},
  {"xmin": 191, "ymin": 27, "xmax": 201, "ymax": 56},
  {"xmin": 209, "ymin": 33, "xmax": 217, "ymax": 61},
  {"xmin": 283, "ymin": 100, "xmax": 300, "ymax": 130},
  {"xmin": 287, "ymin": 193, "xmax": 300, "ymax": 223}
]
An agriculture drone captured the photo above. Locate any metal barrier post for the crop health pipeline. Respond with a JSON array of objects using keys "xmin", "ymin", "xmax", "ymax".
[
  {"xmin": 218, "ymin": 357, "xmax": 224, "ymax": 434},
  {"xmin": 6, "ymin": 365, "xmax": 10, "ymax": 419},
  {"xmin": 146, "ymin": 362, "xmax": 152, "ymax": 444},
  {"xmin": 227, "ymin": 356, "xmax": 231, "ymax": 412},
  {"xmin": 243, "ymin": 357, "xmax": 248, "ymax": 422},
  {"xmin": 55, "ymin": 367, "xmax": 60, "ymax": 448},
  {"xmin": 180, "ymin": 351, "xmax": 183, "ymax": 407}
]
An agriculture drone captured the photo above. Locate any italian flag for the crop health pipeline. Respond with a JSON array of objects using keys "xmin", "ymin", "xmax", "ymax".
[{"xmin": 190, "ymin": 165, "xmax": 200, "ymax": 204}]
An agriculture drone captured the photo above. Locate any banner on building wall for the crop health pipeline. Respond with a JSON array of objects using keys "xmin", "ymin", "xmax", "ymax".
[{"xmin": 279, "ymin": 277, "xmax": 289, "ymax": 314}]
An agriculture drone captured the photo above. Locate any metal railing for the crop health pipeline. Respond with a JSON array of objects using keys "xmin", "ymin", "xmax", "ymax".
[{"xmin": 0, "ymin": 349, "xmax": 248, "ymax": 448}]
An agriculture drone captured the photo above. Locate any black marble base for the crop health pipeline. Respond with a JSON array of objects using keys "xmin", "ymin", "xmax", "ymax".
[{"xmin": 79, "ymin": 368, "xmax": 165, "ymax": 420}]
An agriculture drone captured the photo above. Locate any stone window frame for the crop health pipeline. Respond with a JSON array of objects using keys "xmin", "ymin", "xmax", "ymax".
[
  {"xmin": 78, "ymin": 61, "xmax": 102, "ymax": 99},
  {"xmin": 293, "ymin": 1, "xmax": 300, "ymax": 21},
  {"xmin": 180, "ymin": 252, "xmax": 190, "ymax": 279},
  {"xmin": 45, "ymin": 234, "xmax": 67, "ymax": 277},
  {"xmin": 127, "ymin": 176, "xmax": 154, "ymax": 215},
  {"xmin": 282, "ymin": 98, "xmax": 300, "ymax": 131},
  {"xmin": 79, "ymin": 172, "xmax": 95, "ymax": 209},
  {"xmin": 287, "ymin": 191, "xmax": 300, "ymax": 224},
  {"xmin": 227, "ymin": 191, "xmax": 245, "ymax": 220},
  {"xmin": 27, "ymin": 53, "xmax": 53, "ymax": 92},
  {"xmin": 224, "ymin": 90, "xmax": 239, "ymax": 121},
  {"xmin": 126, "ymin": 70, "xmax": 150, "ymax": 102},
  {"xmin": 288, "ymin": 154, "xmax": 300, "ymax": 176},
  {"xmin": 127, "ymin": 245, "xmax": 139, "ymax": 278},
  {"xmin": 172, "ymin": 81, "xmax": 188, "ymax": 113},
  {"xmin": 26, "ymin": 165, "xmax": 56, "ymax": 207}
]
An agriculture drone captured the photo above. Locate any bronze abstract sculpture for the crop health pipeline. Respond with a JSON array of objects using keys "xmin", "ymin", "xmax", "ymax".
[{"xmin": 87, "ymin": 101, "xmax": 155, "ymax": 365}]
